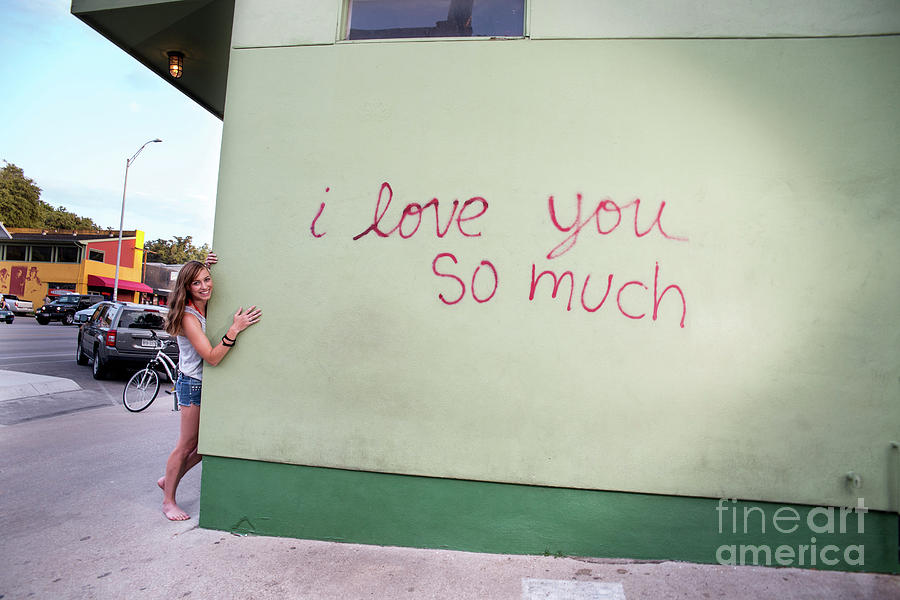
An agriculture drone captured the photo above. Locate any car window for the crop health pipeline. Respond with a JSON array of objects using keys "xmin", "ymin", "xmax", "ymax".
[
  {"xmin": 93, "ymin": 305, "xmax": 113, "ymax": 328},
  {"xmin": 119, "ymin": 309, "xmax": 166, "ymax": 330}
]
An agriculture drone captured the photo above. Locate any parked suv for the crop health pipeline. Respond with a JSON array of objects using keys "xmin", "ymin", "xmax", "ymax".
[
  {"xmin": 36, "ymin": 293, "xmax": 106, "ymax": 325},
  {"xmin": 76, "ymin": 302, "xmax": 178, "ymax": 379}
]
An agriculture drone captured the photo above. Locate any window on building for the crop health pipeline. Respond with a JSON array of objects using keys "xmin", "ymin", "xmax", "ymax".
[
  {"xmin": 5, "ymin": 245, "xmax": 27, "ymax": 261},
  {"xmin": 56, "ymin": 246, "xmax": 79, "ymax": 263},
  {"xmin": 346, "ymin": 0, "xmax": 525, "ymax": 40},
  {"xmin": 89, "ymin": 249, "xmax": 105, "ymax": 262},
  {"xmin": 31, "ymin": 246, "xmax": 52, "ymax": 262},
  {"xmin": 48, "ymin": 282, "xmax": 77, "ymax": 293}
]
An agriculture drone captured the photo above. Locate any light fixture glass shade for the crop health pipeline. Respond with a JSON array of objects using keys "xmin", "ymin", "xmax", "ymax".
[{"xmin": 167, "ymin": 51, "xmax": 184, "ymax": 79}]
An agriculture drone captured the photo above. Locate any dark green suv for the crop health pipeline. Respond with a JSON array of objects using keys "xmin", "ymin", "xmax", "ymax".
[{"xmin": 36, "ymin": 294, "xmax": 106, "ymax": 325}]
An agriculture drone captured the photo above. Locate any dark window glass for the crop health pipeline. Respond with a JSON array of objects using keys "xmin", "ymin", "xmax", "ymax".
[
  {"xmin": 47, "ymin": 282, "xmax": 76, "ymax": 292},
  {"xmin": 347, "ymin": 0, "xmax": 524, "ymax": 40},
  {"xmin": 119, "ymin": 309, "xmax": 166, "ymax": 330},
  {"xmin": 5, "ymin": 245, "xmax": 27, "ymax": 260},
  {"xmin": 57, "ymin": 246, "xmax": 79, "ymax": 263},
  {"xmin": 31, "ymin": 246, "xmax": 52, "ymax": 262},
  {"xmin": 89, "ymin": 249, "xmax": 104, "ymax": 262}
]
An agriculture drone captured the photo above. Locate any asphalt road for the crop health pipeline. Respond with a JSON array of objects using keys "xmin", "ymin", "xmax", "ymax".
[{"xmin": 0, "ymin": 316, "xmax": 163, "ymax": 423}]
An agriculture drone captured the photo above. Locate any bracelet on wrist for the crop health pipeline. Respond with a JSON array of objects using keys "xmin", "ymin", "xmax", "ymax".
[
  {"xmin": 223, "ymin": 333, "xmax": 236, "ymax": 343},
  {"xmin": 222, "ymin": 335, "xmax": 235, "ymax": 347}
]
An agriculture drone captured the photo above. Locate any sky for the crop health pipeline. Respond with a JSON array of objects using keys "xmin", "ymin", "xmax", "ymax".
[{"xmin": 0, "ymin": 0, "xmax": 223, "ymax": 247}]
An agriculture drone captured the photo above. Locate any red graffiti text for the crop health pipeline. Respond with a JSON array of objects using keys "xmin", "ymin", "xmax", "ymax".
[
  {"xmin": 432, "ymin": 253, "xmax": 499, "ymax": 305},
  {"xmin": 354, "ymin": 182, "xmax": 488, "ymax": 241},
  {"xmin": 310, "ymin": 202, "xmax": 327, "ymax": 238},
  {"xmin": 528, "ymin": 261, "xmax": 687, "ymax": 327},
  {"xmin": 546, "ymin": 194, "xmax": 688, "ymax": 259}
]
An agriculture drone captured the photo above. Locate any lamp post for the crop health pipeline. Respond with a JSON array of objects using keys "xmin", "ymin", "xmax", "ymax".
[{"xmin": 114, "ymin": 139, "xmax": 161, "ymax": 302}]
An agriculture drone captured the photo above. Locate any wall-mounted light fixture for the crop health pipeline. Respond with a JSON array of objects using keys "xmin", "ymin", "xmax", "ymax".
[{"xmin": 167, "ymin": 51, "xmax": 184, "ymax": 79}]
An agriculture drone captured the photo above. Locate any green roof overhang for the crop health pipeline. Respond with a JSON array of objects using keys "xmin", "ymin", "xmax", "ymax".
[{"xmin": 71, "ymin": 0, "xmax": 234, "ymax": 119}]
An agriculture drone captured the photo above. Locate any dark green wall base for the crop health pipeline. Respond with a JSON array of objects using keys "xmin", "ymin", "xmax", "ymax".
[{"xmin": 199, "ymin": 456, "xmax": 898, "ymax": 573}]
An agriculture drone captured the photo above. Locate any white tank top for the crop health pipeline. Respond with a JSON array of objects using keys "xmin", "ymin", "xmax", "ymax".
[{"xmin": 177, "ymin": 305, "xmax": 206, "ymax": 380}]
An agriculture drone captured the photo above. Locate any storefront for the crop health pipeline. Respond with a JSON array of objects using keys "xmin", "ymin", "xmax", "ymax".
[
  {"xmin": 0, "ymin": 228, "xmax": 150, "ymax": 308},
  {"xmin": 142, "ymin": 262, "xmax": 183, "ymax": 305}
]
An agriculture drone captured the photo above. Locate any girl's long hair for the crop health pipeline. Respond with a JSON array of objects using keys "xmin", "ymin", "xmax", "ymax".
[{"xmin": 165, "ymin": 261, "xmax": 208, "ymax": 336}]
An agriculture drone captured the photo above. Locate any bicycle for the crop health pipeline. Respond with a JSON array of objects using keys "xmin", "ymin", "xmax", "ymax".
[{"xmin": 123, "ymin": 330, "xmax": 180, "ymax": 413}]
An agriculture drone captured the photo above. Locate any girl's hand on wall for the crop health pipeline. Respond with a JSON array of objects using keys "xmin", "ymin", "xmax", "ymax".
[
  {"xmin": 232, "ymin": 306, "xmax": 261, "ymax": 333},
  {"xmin": 205, "ymin": 252, "xmax": 218, "ymax": 267}
]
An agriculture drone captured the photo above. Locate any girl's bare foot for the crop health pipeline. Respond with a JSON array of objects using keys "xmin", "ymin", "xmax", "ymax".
[
  {"xmin": 163, "ymin": 501, "xmax": 190, "ymax": 521},
  {"xmin": 157, "ymin": 476, "xmax": 165, "ymax": 490}
]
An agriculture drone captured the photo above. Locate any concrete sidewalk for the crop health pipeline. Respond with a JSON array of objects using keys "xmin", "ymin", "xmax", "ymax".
[
  {"xmin": 0, "ymin": 377, "xmax": 897, "ymax": 599},
  {"xmin": 0, "ymin": 369, "xmax": 110, "ymax": 425},
  {"xmin": 0, "ymin": 369, "xmax": 80, "ymax": 401}
]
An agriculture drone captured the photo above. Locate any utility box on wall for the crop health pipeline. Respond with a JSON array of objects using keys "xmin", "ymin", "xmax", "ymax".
[{"xmin": 74, "ymin": 0, "xmax": 900, "ymax": 572}]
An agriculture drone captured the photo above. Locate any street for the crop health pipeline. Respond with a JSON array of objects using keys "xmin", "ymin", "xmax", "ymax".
[
  {"xmin": 0, "ymin": 315, "xmax": 123, "ymax": 389},
  {"xmin": 0, "ymin": 316, "xmax": 204, "ymax": 598},
  {"xmin": 0, "ymin": 317, "xmax": 162, "ymax": 424}
]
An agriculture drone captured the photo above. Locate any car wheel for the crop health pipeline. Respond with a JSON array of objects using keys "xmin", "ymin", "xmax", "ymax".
[
  {"xmin": 5, "ymin": 317, "xmax": 12, "ymax": 324},
  {"xmin": 63, "ymin": 313, "xmax": 74, "ymax": 325},
  {"xmin": 92, "ymin": 347, "xmax": 108, "ymax": 380},
  {"xmin": 76, "ymin": 336, "xmax": 89, "ymax": 366},
  {"xmin": 36, "ymin": 316, "xmax": 49, "ymax": 325}
]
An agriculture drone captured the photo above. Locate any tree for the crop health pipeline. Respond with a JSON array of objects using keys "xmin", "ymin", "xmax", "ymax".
[
  {"xmin": 0, "ymin": 162, "xmax": 43, "ymax": 227},
  {"xmin": 144, "ymin": 236, "xmax": 211, "ymax": 264},
  {"xmin": 0, "ymin": 161, "xmax": 101, "ymax": 230},
  {"xmin": 1, "ymin": 163, "xmax": 205, "ymax": 256},
  {"xmin": 41, "ymin": 205, "xmax": 100, "ymax": 230}
]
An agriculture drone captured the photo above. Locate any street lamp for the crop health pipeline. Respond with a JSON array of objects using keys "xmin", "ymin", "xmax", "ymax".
[{"xmin": 114, "ymin": 138, "xmax": 161, "ymax": 302}]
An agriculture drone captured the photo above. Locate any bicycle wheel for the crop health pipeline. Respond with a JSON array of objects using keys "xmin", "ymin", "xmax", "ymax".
[{"xmin": 123, "ymin": 368, "xmax": 160, "ymax": 412}]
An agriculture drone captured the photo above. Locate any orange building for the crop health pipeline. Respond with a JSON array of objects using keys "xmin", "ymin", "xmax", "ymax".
[{"xmin": 0, "ymin": 226, "xmax": 152, "ymax": 309}]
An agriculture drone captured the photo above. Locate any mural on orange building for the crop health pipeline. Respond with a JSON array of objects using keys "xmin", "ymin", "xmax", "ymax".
[
  {"xmin": 10, "ymin": 266, "xmax": 26, "ymax": 296},
  {"xmin": 25, "ymin": 266, "xmax": 43, "ymax": 298}
]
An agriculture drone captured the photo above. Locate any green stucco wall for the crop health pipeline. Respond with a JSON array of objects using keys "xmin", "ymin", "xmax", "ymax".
[
  {"xmin": 200, "ymin": 456, "xmax": 899, "ymax": 573},
  {"xmin": 201, "ymin": 33, "xmax": 900, "ymax": 511}
]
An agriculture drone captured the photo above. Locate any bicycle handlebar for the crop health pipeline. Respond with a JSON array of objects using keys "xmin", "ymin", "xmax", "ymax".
[{"xmin": 148, "ymin": 329, "xmax": 175, "ymax": 349}]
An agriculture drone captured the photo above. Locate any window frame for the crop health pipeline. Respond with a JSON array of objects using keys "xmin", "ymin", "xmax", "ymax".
[
  {"xmin": 30, "ymin": 245, "xmax": 53, "ymax": 263},
  {"xmin": 56, "ymin": 246, "xmax": 80, "ymax": 263},
  {"xmin": 3, "ymin": 245, "xmax": 28, "ymax": 261},
  {"xmin": 340, "ymin": 0, "xmax": 528, "ymax": 43}
]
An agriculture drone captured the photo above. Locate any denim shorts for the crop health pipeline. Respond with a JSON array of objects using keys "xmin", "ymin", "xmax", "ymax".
[{"xmin": 176, "ymin": 374, "xmax": 202, "ymax": 407}]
